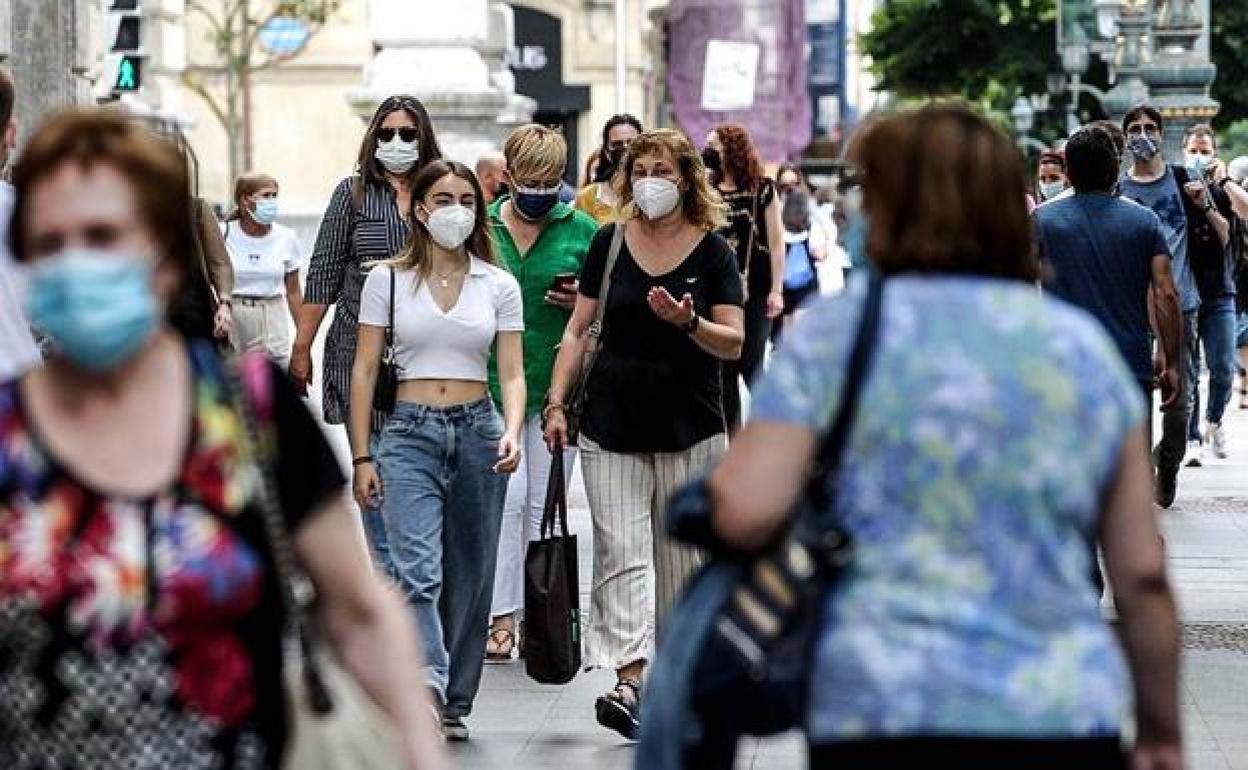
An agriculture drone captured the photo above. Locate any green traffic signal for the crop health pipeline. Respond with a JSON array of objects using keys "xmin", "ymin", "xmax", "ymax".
[{"xmin": 114, "ymin": 56, "xmax": 141, "ymax": 91}]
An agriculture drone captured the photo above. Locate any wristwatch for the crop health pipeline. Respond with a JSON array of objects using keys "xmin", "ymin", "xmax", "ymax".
[{"xmin": 680, "ymin": 313, "xmax": 700, "ymax": 335}]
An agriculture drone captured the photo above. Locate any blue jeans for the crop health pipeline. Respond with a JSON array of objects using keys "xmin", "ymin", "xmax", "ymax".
[
  {"xmin": 1186, "ymin": 296, "xmax": 1238, "ymax": 440},
  {"xmin": 362, "ymin": 432, "xmax": 395, "ymax": 579},
  {"xmin": 376, "ymin": 398, "xmax": 508, "ymax": 717}
]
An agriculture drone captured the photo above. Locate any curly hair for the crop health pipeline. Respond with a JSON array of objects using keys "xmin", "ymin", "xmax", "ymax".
[
  {"xmin": 613, "ymin": 128, "xmax": 728, "ymax": 231},
  {"xmin": 712, "ymin": 123, "xmax": 765, "ymax": 190}
]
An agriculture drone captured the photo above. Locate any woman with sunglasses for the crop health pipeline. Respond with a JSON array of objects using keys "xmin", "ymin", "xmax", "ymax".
[{"xmin": 295, "ymin": 95, "xmax": 443, "ymax": 570}]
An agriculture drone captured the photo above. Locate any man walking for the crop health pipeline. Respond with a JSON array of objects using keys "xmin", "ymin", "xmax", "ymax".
[
  {"xmin": 1177, "ymin": 124, "xmax": 1239, "ymax": 465},
  {"xmin": 1034, "ymin": 123, "xmax": 1182, "ymax": 443},
  {"xmin": 1119, "ymin": 106, "xmax": 1232, "ymax": 507}
]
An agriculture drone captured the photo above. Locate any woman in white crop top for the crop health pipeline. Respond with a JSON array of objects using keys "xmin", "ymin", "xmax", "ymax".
[{"xmin": 350, "ymin": 160, "xmax": 525, "ymax": 739}]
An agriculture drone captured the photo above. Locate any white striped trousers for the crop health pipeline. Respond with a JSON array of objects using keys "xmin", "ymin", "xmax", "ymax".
[{"xmin": 578, "ymin": 432, "xmax": 727, "ymax": 671}]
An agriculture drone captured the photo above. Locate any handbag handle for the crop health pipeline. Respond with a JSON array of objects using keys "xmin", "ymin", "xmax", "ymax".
[
  {"xmin": 225, "ymin": 353, "xmax": 337, "ymax": 715},
  {"xmin": 539, "ymin": 450, "xmax": 570, "ymax": 540}
]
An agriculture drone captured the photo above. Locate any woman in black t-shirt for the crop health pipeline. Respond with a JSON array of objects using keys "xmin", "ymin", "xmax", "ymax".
[
  {"xmin": 543, "ymin": 129, "xmax": 745, "ymax": 741},
  {"xmin": 703, "ymin": 124, "xmax": 786, "ymax": 430}
]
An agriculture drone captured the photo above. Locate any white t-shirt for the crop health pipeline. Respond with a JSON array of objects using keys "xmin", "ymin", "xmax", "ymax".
[
  {"xmin": 0, "ymin": 183, "xmax": 41, "ymax": 380},
  {"xmin": 222, "ymin": 221, "xmax": 304, "ymax": 298},
  {"xmin": 358, "ymin": 257, "xmax": 524, "ymax": 383}
]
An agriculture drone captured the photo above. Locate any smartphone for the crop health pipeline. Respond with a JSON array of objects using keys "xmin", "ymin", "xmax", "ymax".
[{"xmin": 551, "ymin": 272, "xmax": 577, "ymax": 292}]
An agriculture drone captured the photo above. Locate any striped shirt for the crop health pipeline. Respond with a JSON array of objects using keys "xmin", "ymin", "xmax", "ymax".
[{"xmin": 305, "ymin": 177, "xmax": 411, "ymax": 424}]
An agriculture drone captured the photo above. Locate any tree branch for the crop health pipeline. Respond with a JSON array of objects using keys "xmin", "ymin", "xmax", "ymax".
[{"xmin": 180, "ymin": 70, "xmax": 230, "ymax": 134}]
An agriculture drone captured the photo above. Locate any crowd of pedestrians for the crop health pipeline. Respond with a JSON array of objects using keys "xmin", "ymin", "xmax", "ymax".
[{"xmin": 2, "ymin": 53, "xmax": 1238, "ymax": 769}]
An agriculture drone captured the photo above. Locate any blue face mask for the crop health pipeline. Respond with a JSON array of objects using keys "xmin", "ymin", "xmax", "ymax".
[
  {"xmin": 25, "ymin": 249, "xmax": 159, "ymax": 371},
  {"xmin": 251, "ymin": 197, "xmax": 280, "ymax": 225},
  {"xmin": 512, "ymin": 185, "xmax": 560, "ymax": 221}
]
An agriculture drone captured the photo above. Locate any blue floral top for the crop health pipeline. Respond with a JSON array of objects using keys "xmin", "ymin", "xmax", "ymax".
[{"xmin": 750, "ymin": 274, "xmax": 1146, "ymax": 742}]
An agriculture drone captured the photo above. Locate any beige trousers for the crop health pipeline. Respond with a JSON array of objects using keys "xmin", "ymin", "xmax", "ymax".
[
  {"xmin": 229, "ymin": 296, "xmax": 292, "ymax": 369},
  {"xmin": 578, "ymin": 432, "xmax": 726, "ymax": 671}
]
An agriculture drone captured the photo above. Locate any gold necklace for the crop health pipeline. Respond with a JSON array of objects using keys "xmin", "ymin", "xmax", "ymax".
[{"xmin": 432, "ymin": 264, "xmax": 466, "ymax": 288}]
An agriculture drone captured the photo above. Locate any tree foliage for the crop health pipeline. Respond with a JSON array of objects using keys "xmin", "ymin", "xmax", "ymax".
[
  {"xmin": 859, "ymin": 0, "xmax": 1243, "ymax": 137},
  {"xmin": 859, "ymin": 0, "xmax": 1057, "ymax": 106},
  {"xmin": 1210, "ymin": 3, "xmax": 1248, "ymax": 132},
  {"xmin": 183, "ymin": 0, "xmax": 341, "ymax": 181}
]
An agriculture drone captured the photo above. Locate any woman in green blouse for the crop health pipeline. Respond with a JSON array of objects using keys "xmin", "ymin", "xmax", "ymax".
[{"xmin": 485, "ymin": 125, "xmax": 598, "ymax": 660}]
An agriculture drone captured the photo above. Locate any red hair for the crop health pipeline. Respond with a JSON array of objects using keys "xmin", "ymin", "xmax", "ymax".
[{"xmin": 713, "ymin": 123, "xmax": 765, "ymax": 190}]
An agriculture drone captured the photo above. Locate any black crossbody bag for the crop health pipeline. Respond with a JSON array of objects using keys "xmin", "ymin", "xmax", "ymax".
[{"xmin": 370, "ymin": 268, "xmax": 397, "ymax": 432}]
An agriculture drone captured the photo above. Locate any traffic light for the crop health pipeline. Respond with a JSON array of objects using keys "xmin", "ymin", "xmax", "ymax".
[{"xmin": 105, "ymin": 0, "xmax": 144, "ymax": 94}]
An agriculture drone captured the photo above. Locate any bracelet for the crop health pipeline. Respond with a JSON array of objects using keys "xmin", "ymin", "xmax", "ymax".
[
  {"xmin": 541, "ymin": 402, "xmax": 566, "ymax": 421},
  {"xmin": 680, "ymin": 312, "xmax": 700, "ymax": 335},
  {"xmin": 352, "ymin": 455, "xmax": 374, "ymax": 467}
]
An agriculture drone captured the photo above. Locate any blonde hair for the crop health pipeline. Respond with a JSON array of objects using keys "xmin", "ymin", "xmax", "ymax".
[
  {"xmin": 613, "ymin": 128, "xmax": 727, "ymax": 231},
  {"xmin": 503, "ymin": 124, "xmax": 567, "ymax": 181},
  {"xmin": 228, "ymin": 171, "xmax": 278, "ymax": 222}
]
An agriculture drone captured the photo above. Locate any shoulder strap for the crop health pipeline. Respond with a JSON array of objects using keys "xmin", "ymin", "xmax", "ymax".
[
  {"xmin": 387, "ymin": 266, "xmax": 395, "ymax": 344},
  {"xmin": 589, "ymin": 223, "xmax": 626, "ymax": 339},
  {"xmin": 805, "ymin": 271, "xmax": 885, "ymax": 517},
  {"xmin": 539, "ymin": 450, "xmax": 569, "ymax": 540}
]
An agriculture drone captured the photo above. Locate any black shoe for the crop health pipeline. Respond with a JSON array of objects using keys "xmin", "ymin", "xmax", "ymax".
[
  {"xmin": 441, "ymin": 715, "xmax": 469, "ymax": 742},
  {"xmin": 1155, "ymin": 463, "xmax": 1178, "ymax": 509},
  {"xmin": 595, "ymin": 678, "xmax": 641, "ymax": 740}
]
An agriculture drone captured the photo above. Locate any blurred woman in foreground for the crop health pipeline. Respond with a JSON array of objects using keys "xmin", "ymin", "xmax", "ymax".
[
  {"xmin": 709, "ymin": 103, "xmax": 1181, "ymax": 769},
  {"xmin": 0, "ymin": 108, "xmax": 442, "ymax": 770}
]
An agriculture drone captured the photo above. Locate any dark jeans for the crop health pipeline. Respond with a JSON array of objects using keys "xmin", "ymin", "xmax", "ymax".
[
  {"xmin": 1187, "ymin": 296, "xmax": 1239, "ymax": 440},
  {"xmin": 376, "ymin": 398, "xmax": 508, "ymax": 717},
  {"xmin": 721, "ymin": 294, "xmax": 772, "ymax": 430},
  {"xmin": 1156, "ymin": 310, "xmax": 1199, "ymax": 473}
]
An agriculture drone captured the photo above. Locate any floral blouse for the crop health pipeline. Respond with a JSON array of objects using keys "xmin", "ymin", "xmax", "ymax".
[
  {"xmin": 751, "ymin": 274, "xmax": 1146, "ymax": 742},
  {"xmin": 0, "ymin": 342, "xmax": 344, "ymax": 770}
]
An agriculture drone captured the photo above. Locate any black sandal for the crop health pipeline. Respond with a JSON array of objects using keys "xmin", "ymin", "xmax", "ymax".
[{"xmin": 595, "ymin": 677, "xmax": 641, "ymax": 740}]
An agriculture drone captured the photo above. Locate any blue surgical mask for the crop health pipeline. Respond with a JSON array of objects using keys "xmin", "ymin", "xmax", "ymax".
[
  {"xmin": 1039, "ymin": 181, "xmax": 1066, "ymax": 201},
  {"xmin": 1185, "ymin": 153, "xmax": 1211, "ymax": 178},
  {"xmin": 512, "ymin": 185, "xmax": 560, "ymax": 221},
  {"xmin": 251, "ymin": 197, "xmax": 279, "ymax": 225},
  {"xmin": 25, "ymin": 249, "xmax": 159, "ymax": 371}
]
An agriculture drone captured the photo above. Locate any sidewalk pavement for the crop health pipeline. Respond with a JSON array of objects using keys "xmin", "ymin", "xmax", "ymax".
[{"xmin": 299, "ymin": 312, "xmax": 1248, "ymax": 769}]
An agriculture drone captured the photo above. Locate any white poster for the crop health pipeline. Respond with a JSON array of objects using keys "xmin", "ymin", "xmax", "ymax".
[{"xmin": 701, "ymin": 40, "xmax": 761, "ymax": 112}]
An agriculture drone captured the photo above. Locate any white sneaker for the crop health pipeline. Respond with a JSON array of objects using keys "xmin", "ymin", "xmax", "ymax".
[
  {"xmin": 1207, "ymin": 422, "xmax": 1228, "ymax": 459},
  {"xmin": 1185, "ymin": 439, "xmax": 1204, "ymax": 467}
]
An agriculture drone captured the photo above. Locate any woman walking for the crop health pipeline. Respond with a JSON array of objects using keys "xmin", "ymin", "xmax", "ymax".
[
  {"xmin": 543, "ymin": 128, "xmax": 744, "ymax": 740},
  {"xmin": 349, "ymin": 160, "xmax": 526, "ymax": 742},
  {"xmin": 703, "ymin": 124, "xmax": 785, "ymax": 429},
  {"xmin": 704, "ymin": 103, "xmax": 1181, "ymax": 769},
  {"xmin": 1, "ymin": 108, "xmax": 442, "ymax": 770},
  {"xmin": 484, "ymin": 125, "xmax": 598, "ymax": 661},
  {"xmin": 575, "ymin": 114, "xmax": 643, "ymax": 224},
  {"xmin": 222, "ymin": 171, "xmax": 304, "ymax": 367},
  {"xmin": 294, "ymin": 94, "xmax": 442, "ymax": 569}
]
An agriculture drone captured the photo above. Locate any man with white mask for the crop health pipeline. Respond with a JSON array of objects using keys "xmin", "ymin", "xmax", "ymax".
[{"xmin": 0, "ymin": 66, "xmax": 41, "ymax": 380}]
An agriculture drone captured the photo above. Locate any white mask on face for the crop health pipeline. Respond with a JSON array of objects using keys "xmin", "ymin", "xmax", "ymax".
[
  {"xmin": 375, "ymin": 136, "xmax": 420, "ymax": 174},
  {"xmin": 632, "ymin": 177, "xmax": 681, "ymax": 220},
  {"xmin": 424, "ymin": 204, "xmax": 476, "ymax": 250}
]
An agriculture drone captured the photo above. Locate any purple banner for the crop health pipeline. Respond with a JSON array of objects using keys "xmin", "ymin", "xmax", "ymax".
[{"xmin": 666, "ymin": 0, "xmax": 812, "ymax": 161}]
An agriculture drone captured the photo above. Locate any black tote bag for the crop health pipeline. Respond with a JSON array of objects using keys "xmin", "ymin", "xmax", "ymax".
[{"xmin": 523, "ymin": 451, "xmax": 582, "ymax": 684}]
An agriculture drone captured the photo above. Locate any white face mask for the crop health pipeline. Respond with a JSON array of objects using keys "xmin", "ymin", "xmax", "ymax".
[
  {"xmin": 1185, "ymin": 152, "xmax": 1212, "ymax": 178},
  {"xmin": 423, "ymin": 204, "xmax": 476, "ymax": 250},
  {"xmin": 633, "ymin": 177, "xmax": 681, "ymax": 220},
  {"xmin": 375, "ymin": 136, "xmax": 420, "ymax": 174}
]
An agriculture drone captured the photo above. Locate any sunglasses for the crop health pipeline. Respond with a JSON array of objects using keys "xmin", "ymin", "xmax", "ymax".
[{"xmin": 377, "ymin": 127, "xmax": 419, "ymax": 143}]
